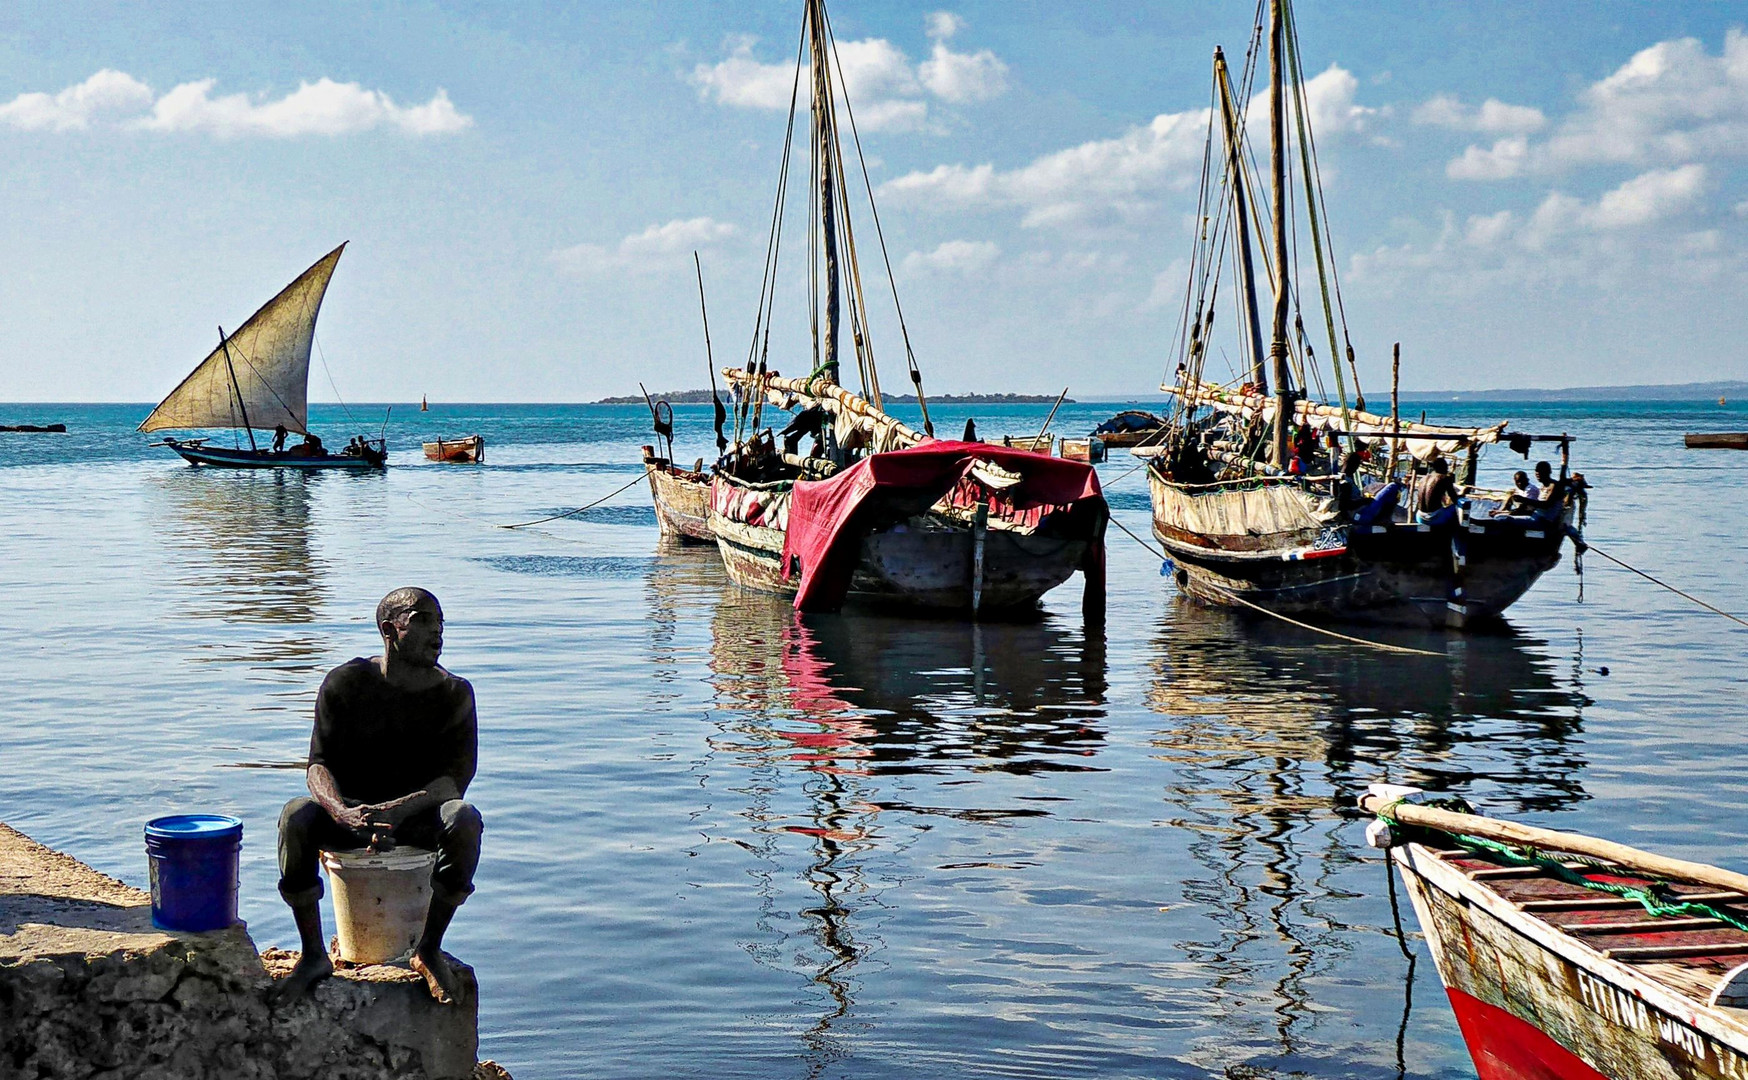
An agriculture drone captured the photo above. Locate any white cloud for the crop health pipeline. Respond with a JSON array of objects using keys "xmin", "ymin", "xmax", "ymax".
[
  {"xmin": 1447, "ymin": 29, "xmax": 1748, "ymax": 179},
  {"xmin": 553, "ymin": 217, "xmax": 739, "ymax": 276},
  {"xmin": 139, "ymin": 78, "xmax": 470, "ymax": 137},
  {"xmin": 1413, "ymin": 94, "xmax": 1546, "ymax": 134},
  {"xmin": 691, "ymin": 15, "xmax": 1008, "ymax": 133},
  {"xmin": 1446, "ymin": 135, "xmax": 1530, "ymax": 180},
  {"xmin": 0, "ymin": 70, "xmax": 469, "ymax": 137},
  {"xmin": 918, "ymin": 14, "xmax": 1008, "ymax": 104},
  {"xmin": 902, "ymin": 238, "xmax": 998, "ymax": 274},
  {"xmin": 0, "ymin": 70, "xmax": 152, "ymax": 131}
]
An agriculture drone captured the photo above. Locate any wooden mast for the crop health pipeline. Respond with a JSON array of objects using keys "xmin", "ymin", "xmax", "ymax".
[
  {"xmin": 808, "ymin": 0, "xmax": 840, "ymax": 387},
  {"xmin": 1213, "ymin": 47, "xmax": 1267, "ymax": 396},
  {"xmin": 216, "ymin": 325, "xmax": 259, "ymax": 453},
  {"xmin": 1267, "ymin": 0, "xmax": 1293, "ymax": 468}
]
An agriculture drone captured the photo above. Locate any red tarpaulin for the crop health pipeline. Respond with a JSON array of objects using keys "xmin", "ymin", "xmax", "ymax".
[{"xmin": 780, "ymin": 440, "xmax": 1105, "ymax": 612}]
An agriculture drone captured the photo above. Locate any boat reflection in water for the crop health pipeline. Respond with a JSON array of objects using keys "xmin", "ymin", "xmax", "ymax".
[
  {"xmin": 1145, "ymin": 600, "xmax": 1592, "ymax": 1073},
  {"xmin": 145, "ymin": 470, "xmax": 332, "ymax": 681},
  {"xmin": 700, "ymin": 589, "xmax": 1108, "ymax": 1066}
]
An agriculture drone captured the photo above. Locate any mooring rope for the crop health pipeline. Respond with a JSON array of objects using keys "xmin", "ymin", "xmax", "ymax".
[
  {"xmin": 499, "ymin": 472, "xmax": 647, "ymax": 529},
  {"xmin": 1106, "ymin": 514, "xmax": 1445, "ymax": 657},
  {"xmin": 1376, "ymin": 798, "xmax": 1748, "ymax": 935},
  {"xmin": 1583, "ymin": 541, "xmax": 1748, "ymax": 629}
]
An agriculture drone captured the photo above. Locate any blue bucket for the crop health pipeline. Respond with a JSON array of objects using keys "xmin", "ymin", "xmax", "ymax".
[{"xmin": 144, "ymin": 814, "xmax": 243, "ymax": 932}]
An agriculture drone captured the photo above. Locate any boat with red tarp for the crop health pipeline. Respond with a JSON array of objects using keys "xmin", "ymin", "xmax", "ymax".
[
  {"xmin": 1364, "ymin": 783, "xmax": 1748, "ymax": 1080},
  {"xmin": 708, "ymin": 0, "xmax": 1107, "ymax": 619}
]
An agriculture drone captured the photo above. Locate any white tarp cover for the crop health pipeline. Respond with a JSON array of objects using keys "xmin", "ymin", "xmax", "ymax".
[
  {"xmin": 1151, "ymin": 473, "xmax": 1336, "ymax": 540},
  {"xmin": 139, "ymin": 244, "xmax": 345, "ymax": 434}
]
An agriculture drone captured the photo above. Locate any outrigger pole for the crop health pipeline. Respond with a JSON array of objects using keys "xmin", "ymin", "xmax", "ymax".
[{"xmin": 216, "ymin": 325, "xmax": 258, "ymax": 453}]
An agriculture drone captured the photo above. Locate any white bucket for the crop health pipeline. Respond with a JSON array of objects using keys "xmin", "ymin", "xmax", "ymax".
[{"xmin": 320, "ymin": 846, "xmax": 436, "ymax": 965}]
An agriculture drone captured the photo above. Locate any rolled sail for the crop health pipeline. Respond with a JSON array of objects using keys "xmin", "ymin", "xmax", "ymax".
[{"xmin": 139, "ymin": 244, "xmax": 346, "ymax": 434}]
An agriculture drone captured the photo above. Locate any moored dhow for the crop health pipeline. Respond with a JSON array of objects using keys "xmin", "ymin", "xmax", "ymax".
[
  {"xmin": 642, "ymin": 444, "xmax": 713, "ymax": 543},
  {"xmin": 1142, "ymin": 0, "xmax": 1583, "ymax": 627},
  {"xmin": 1364, "ymin": 784, "xmax": 1748, "ymax": 1080},
  {"xmin": 707, "ymin": 0, "xmax": 1107, "ymax": 619}
]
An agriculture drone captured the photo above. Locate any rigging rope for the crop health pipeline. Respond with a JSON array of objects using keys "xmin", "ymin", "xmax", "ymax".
[
  {"xmin": 1584, "ymin": 541, "xmax": 1748, "ymax": 629},
  {"xmin": 1105, "ymin": 512, "xmax": 1445, "ymax": 656},
  {"xmin": 312, "ymin": 333, "xmax": 360, "ymax": 426},
  {"xmin": 499, "ymin": 472, "xmax": 647, "ymax": 529}
]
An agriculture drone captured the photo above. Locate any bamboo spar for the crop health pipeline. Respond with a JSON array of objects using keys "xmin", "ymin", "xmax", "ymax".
[
  {"xmin": 1360, "ymin": 792, "xmax": 1748, "ymax": 898},
  {"xmin": 1267, "ymin": 0, "xmax": 1292, "ymax": 469}
]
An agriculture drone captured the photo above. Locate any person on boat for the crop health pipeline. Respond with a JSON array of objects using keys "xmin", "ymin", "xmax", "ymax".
[
  {"xmin": 273, "ymin": 587, "xmax": 481, "ymax": 1005},
  {"xmin": 271, "ymin": 425, "xmax": 288, "ymax": 453},
  {"xmin": 1415, "ymin": 457, "xmax": 1460, "ymax": 526},
  {"xmin": 1336, "ymin": 451, "xmax": 1369, "ymax": 513},
  {"xmin": 1493, "ymin": 470, "xmax": 1536, "ymax": 517}
]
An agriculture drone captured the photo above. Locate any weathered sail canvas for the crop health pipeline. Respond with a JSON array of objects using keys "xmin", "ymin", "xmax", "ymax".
[{"xmin": 139, "ymin": 244, "xmax": 346, "ymax": 435}]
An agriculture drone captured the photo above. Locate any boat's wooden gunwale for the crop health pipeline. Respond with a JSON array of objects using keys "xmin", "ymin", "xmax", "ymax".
[{"xmin": 644, "ymin": 453, "xmax": 714, "ymax": 543}]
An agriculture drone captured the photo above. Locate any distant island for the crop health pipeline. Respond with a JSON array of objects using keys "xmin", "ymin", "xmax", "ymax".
[
  {"xmin": 596, "ymin": 389, "xmax": 1070, "ymax": 405},
  {"xmin": 1412, "ymin": 379, "xmax": 1748, "ymax": 403}
]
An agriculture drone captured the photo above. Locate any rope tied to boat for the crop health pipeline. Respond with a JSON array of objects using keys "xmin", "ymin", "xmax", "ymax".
[
  {"xmin": 1376, "ymin": 797, "xmax": 1748, "ymax": 936},
  {"xmin": 499, "ymin": 472, "xmax": 647, "ymax": 529},
  {"xmin": 1583, "ymin": 540, "xmax": 1748, "ymax": 630}
]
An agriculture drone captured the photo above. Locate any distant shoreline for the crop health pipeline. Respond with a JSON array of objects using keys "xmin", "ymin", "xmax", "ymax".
[
  {"xmin": 1403, "ymin": 379, "xmax": 1748, "ymax": 403},
  {"xmin": 593, "ymin": 390, "xmax": 1071, "ymax": 405}
]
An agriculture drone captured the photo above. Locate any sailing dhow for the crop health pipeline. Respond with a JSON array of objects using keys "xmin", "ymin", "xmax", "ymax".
[
  {"xmin": 1142, "ymin": 0, "xmax": 1583, "ymax": 627},
  {"xmin": 710, "ymin": 0, "xmax": 1108, "ymax": 619},
  {"xmin": 140, "ymin": 244, "xmax": 387, "ymax": 469}
]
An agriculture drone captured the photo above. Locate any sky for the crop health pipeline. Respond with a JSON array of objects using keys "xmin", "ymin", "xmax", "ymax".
[{"xmin": 2, "ymin": 1, "xmax": 1746, "ymax": 403}]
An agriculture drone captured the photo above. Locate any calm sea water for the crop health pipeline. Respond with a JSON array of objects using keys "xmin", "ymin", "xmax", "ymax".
[{"xmin": 3, "ymin": 396, "xmax": 1746, "ymax": 1078}]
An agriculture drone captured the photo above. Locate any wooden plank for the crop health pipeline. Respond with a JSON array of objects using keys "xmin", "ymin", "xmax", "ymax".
[
  {"xmin": 1564, "ymin": 917, "xmax": 1729, "ymax": 936},
  {"xmin": 1606, "ymin": 942, "xmax": 1748, "ymax": 961},
  {"xmin": 1521, "ymin": 892, "xmax": 1748, "ymax": 912},
  {"xmin": 1361, "ymin": 793, "xmax": 1748, "ymax": 897}
]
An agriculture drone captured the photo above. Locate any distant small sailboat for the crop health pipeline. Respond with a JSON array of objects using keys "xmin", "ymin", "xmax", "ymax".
[
  {"xmin": 422, "ymin": 394, "xmax": 429, "ymax": 412},
  {"xmin": 140, "ymin": 244, "xmax": 386, "ymax": 469}
]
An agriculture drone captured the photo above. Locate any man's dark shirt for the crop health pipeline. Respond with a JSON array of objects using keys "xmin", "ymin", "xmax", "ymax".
[{"xmin": 309, "ymin": 658, "xmax": 476, "ymax": 805}]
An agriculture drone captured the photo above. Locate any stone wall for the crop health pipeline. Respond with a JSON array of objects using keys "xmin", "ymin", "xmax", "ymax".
[{"xmin": 0, "ymin": 822, "xmax": 501, "ymax": 1080}]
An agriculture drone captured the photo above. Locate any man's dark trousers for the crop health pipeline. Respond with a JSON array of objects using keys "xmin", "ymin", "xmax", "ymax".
[{"xmin": 277, "ymin": 798, "xmax": 482, "ymax": 907}]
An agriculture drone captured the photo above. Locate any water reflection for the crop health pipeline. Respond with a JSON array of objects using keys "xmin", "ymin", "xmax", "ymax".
[
  {"xmin": 1144, "ymin": 600, "xmax": 1591, "ymax": 1067},
  {"xmin": 699, "ymin": 591, "xmax": 1111, "ymax": 1071},
  {"xmin": 146, "ymin": 470, "xmax": 329, "ymax": 627}
]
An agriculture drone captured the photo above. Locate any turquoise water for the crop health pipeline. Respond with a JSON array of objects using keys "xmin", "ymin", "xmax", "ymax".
[{"xmin": 2, "ymin": 397, "xmax": 1746, "ymax": 1078}]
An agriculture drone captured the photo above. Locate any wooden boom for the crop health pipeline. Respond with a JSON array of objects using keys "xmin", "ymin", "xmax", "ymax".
[{"xmin": 1361, "ymin": 791, "xmax": 1748, "ymax": 897}]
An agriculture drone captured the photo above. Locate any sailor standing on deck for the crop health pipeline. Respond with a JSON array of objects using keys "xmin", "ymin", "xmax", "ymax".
[{"xmin": 273, "ymin": 587, "xmax": 482, "ymax": 1004}]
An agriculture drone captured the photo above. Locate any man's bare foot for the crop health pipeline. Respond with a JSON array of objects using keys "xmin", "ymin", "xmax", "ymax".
[
  {"xmin": 411, "ymin": 943, "xmax": 459, "ymax": 1004},
  {"xmin": 271, "ymin": 951, "xmax": 334, "ymax": 1003}
]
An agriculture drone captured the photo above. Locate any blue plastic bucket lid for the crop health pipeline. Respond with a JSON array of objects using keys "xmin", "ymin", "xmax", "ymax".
[{"xmin": 145, "ymin": 814, "xmax": 243, "ymax": 842}]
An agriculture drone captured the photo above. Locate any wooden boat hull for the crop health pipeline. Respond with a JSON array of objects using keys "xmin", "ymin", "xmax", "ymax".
[
  {"xmin": 1685, "ymin": 433, "xmax": 1748, "ymax": 450},
  {"xmin": 423, "ymin": 435, "xmax": 484, "ymax": 462},
  {"xmin": 1393, "ymin": 840, "xmax": 1748, "ymax": 1080},
  {"xmin": 1059, "ymin": 436, "xmax": 1106, "ymax": 463},
  {"xmin": 709, "ymin": 509, "xmax": 1087, "ymax": 614},
  {"xmin": 644, "ymin": 451, "xmax": 714, "ymax": 543},
  {"xmin": 1000, "ymin": 434, "xmax": 1055, "ymax": 454},
  {"xmin": 1150, "ymin": 473, "xmax": 1563, "ymax": 627},
  {"xmin": 160, "ymin": 439, "xmax": 385, "ymax": 470}
]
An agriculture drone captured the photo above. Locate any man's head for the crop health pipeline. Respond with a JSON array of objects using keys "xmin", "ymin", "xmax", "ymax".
[
  {"xmin": 1430, "ymin": 457, "xmax": 1449, "ymax": 475},
  {"xmin": 1534, "ymin": 460, "xmax": 1553, "ymax": 482},
  {"xmin": 377, "ymin": 587, "xmax": 443, "ymax": 667},
  {"xmin": 1513, "ymin": 470, "xmax": 1529, "ymax": 489}
]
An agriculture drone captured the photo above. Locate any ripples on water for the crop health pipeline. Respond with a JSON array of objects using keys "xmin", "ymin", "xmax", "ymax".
[{"xmin": 2, "ymin": 400, "xmax": 1746, "ymax": 1078}]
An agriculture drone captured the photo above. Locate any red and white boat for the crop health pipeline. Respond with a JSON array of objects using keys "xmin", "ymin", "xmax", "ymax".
[{"xmin": 1364, "ymin": 784, "xmax": 1748, "ymax": 1080}]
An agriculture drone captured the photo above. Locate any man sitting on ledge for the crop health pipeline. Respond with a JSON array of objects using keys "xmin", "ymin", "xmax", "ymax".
[{"xmin": 274, "ymin": 587, "xmax": 481, "ymax": 1004}]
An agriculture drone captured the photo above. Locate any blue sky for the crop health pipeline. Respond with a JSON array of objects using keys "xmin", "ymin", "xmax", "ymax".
[{"xmin": 2, "ymin": 1, "xmax": 1745, "ymax": 402}]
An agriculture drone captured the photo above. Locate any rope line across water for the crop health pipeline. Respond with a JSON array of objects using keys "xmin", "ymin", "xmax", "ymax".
[
  {"xmin": 1106, "ymin": 514, "xmax": 1444, "ymax": 657},
  {"xmin": 1584, "ymin": 540, "xmax": 1748, "ymax": 630},
  {"xmin": 500, "ymin": 473, "xmax": 647, "ymax": 529}
]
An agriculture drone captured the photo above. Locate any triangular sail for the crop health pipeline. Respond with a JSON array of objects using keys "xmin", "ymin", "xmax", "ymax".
[{"xmin": 139, "ymin": 244, "xmax": 346, "ymax": 434}]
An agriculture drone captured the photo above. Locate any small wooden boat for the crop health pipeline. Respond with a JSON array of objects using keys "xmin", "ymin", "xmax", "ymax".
[
  {"xmin": 643, "ymin": 445, "xmax": 713, "ymax": 543},
  {"xmin": 1685, "ymin": 433, "xmax": 1748, "ymax": 450},
  {"xmin": 1000, "ymin": 433, "xmax": 1055, "ymax": 455},
  {"xmin": 1059, "ymin": 436, "xmax": 1106, "ymax": 464},
  {"xmin": 1364, "ymin": 783, "xmax": 1748, "ymax": 1080},
  {"xmin": 139, "ymin": 244, "xmax": 386, "ymax": 470},
  {"xmin": 1091, "ymin": 410, "xmax": 1168, "ymax": 449},
  {"xmin": 423, "ymin": 434, "xmax": 485, "ymax": 462}
]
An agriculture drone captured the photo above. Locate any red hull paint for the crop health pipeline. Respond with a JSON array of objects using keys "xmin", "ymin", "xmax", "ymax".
[{"xmin": 1446, "ymin": 988, "xmax": 1612, "ymax": 1080}]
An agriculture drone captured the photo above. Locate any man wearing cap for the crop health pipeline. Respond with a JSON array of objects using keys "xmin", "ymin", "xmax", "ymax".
[{"xmin": 273, "ymin": 587, "xmax": 482, "ymax": 1004}]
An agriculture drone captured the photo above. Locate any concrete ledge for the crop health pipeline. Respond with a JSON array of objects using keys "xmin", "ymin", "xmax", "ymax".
[{"xmin": 0, "ymin": 822, "xmax": 499, "ymax": 1080}]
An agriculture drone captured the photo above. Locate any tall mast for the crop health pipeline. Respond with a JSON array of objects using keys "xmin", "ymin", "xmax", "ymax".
[
  {"xmin": 217, "ymin": 326, "xmax": 258, "ymax": 453},
  {"xmin": 1214, "ymin": 48, "xmax": 1267, "ymax": 396},
  {"xmin": 1267, "ymin": 0, "xmax": 1293, "ymax": 467},
  {"xmin": 808, "ymin": 0, "xmax": 840, "ymax": 386}
]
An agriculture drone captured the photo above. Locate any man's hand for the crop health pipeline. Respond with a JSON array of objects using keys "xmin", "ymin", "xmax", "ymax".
[{"xmin": 331, "ymin": 803, "xmax": 373, "ymax": 834}]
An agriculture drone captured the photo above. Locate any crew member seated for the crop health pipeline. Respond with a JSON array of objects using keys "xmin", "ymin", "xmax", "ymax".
[
  {"xmin": 1415, "ymin": 457, "xmax": 1459, "ymax": 527},
  {"xmin": 273, "ymin": 587, "xmax": 481, "ymax": 1005}
]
